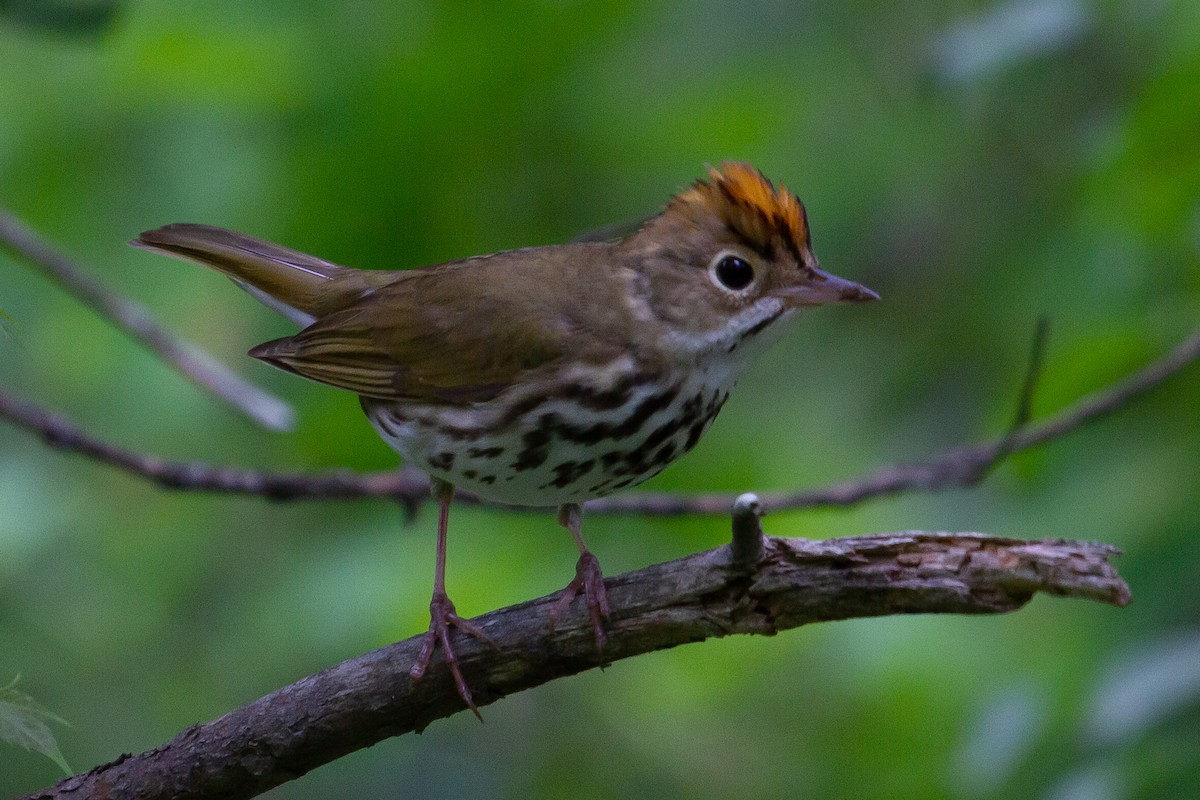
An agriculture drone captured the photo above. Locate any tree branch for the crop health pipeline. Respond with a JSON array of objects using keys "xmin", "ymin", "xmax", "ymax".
[
  {"xmin": 0, "ymin": 208, "xmax": 295, "ymax": 432},
  {"xmin": 21, "ymin": 529, "xmax": 1130, "ymax": 800},
  {"xmin": 2, "ymin": 330, "xmax": 1197, "ymax": 516},
  {"xmin": 588, "ymin": 328, "xmax": 1200, "ymax": 514}
]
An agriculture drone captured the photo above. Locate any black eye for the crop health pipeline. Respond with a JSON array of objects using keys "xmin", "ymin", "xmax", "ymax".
[{"xmin": 714, "ymin": 254, "xmax": 754, "ymax": 290}]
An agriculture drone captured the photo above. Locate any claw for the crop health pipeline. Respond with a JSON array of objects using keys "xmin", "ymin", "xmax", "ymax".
[
  {"xmin": 548, "ymin": 550, "xmax": 611, "ymax": 656},
  {"xmin": 411, "ymin": 591, "xmax": 492, "ymax": 720}
]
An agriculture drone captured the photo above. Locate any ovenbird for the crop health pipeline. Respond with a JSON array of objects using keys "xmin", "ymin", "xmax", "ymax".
[{"xmin": 133, "ymin": 162, "xmax": 877, "ymax": 714}]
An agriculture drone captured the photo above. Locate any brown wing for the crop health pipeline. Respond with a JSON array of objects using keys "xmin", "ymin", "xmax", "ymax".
[{"xmin": 249, "ymin": 244, "xmax": 628, "ymax": 405}]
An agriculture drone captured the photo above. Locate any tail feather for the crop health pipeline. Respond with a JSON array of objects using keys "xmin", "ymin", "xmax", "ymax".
[{"xmin": 132, "ymin": 223, "xmax": 380, "ymax": 319}]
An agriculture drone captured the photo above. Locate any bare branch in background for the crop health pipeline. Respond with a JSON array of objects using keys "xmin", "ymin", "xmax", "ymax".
[
  {"xmin": 2, "ymin": 330, "xmax": 1197, "ymax": 516},
  {"xmin": 0, "ymin": 208, "xmax": 295, "ymax": 431},
  {"xmin": 587, "ymin": 328, "xmax": 1200, "ymax": 514},
  {"xmin": 19, "ymin": 529, "xmax": 1131, "ymax": 800}
]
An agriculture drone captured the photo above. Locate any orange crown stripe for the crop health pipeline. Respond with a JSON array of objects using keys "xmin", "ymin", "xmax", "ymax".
[{"xmin": 670, "ymin": 162, "xmax": 810, "ymax": 259}]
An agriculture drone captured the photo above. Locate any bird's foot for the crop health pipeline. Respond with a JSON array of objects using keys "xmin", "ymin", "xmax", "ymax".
[
  {"xmin": 411, "ymin": 591, "xmax": 492, "ymax": 720},
  {"xmin": 548, "ymin": 550, "xmax": 612, "ymax": 656}
]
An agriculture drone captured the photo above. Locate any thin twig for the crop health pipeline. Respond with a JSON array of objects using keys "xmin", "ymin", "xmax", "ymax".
[
  {"xmin": 0, "ymin": 208, "xmax": 295, "ymax": 431},
  {"xmin": 0, "ymin": 387, "xmax": 422, "ymax": 501},
  {"xmin": 2, "ymin": 330, "xmax": 1196, "ymax": 516},
  {"xmin": 1012, "ymin": 316, "xmax": 1051, "ymax": 430},
  {"xmin": 20, "ymin": 531, "xmax": 1130, "ymax": 800},
  {"xmin": 586, "ymin": 329, "xmax": 1200, "ymax": 514}
]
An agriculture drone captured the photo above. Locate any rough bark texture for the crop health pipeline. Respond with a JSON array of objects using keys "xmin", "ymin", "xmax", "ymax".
[{"xmin": 22, "ymin": 532, "xmax": 1129, "ymax": 800}]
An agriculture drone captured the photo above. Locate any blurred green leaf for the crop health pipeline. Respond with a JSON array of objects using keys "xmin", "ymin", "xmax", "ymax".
[
  {"xmin": 0, "ymin": 676, "xmax": 72, "ymax": 775},
  {"xmin": 0, "ymin": 0, "xmax": 120, "ymax": 35},
  {"xmin": 0, "ymin": 305, "xmax": 16, "ymax": 338}
]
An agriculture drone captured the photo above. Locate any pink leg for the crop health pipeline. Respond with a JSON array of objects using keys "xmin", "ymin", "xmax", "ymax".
[
  {"xmin": 410, "ymin": 478, "xmax": 491, "ymax": 719},
  {"xmin": 548, "ymin": 502, "xmax": 611, "ymax": 655}
]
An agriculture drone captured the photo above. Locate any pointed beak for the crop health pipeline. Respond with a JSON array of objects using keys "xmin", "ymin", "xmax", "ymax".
[{"xmin": 777, "ymin": 267, "xmax": 880, "ymax": 307}]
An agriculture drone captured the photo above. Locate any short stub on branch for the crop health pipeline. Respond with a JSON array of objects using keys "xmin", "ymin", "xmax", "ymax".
[{"xmin": 730, "ymin": 492, "xmax": 765, "ymax": 565}]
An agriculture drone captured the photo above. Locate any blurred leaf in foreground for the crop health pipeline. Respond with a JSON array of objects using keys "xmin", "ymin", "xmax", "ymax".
[
  {"xmin": 0, "ymin": 0, "xmax": 120, "ymax": 35},
  {"xmin": 0, "ymin": 676, "xmax": 72, "ymax": 775}
]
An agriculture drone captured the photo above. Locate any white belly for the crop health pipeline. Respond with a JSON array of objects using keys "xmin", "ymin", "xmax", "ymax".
[{"xmin": 363, "ymin": 367, "xmax": 736, "ymax": 507}]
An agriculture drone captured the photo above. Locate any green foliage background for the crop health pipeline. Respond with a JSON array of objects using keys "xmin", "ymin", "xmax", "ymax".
[{"xmin": 2, "ymin": 1, "xmax": 1198, "ymax": 797}]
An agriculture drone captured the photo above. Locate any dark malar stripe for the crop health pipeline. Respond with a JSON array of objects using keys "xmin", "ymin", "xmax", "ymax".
[{"xmin": 743, "ymin": 308, "xmax": 785, "ymax": 340}]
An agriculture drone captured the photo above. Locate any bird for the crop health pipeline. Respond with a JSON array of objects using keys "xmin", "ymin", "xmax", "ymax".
[{"xmin": 132, "ymin": 162, "xmax": 878, "ymax": 715}]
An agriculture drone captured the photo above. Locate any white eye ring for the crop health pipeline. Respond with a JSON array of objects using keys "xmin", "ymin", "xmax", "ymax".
[{"xmin": 708, "ymin": 250, "xmax": 757, "ymax": 294}]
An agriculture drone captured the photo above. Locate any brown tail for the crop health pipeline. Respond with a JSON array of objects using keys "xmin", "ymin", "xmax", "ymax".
[{"xmin": 132, "ymin": 224, "xmax": 382, "ymax": 319}]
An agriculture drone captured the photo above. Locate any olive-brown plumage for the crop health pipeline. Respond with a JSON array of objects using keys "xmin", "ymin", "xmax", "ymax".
[{"xmin": 133, "ymin": 162, "xmax": 878, "ymax": 715}]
